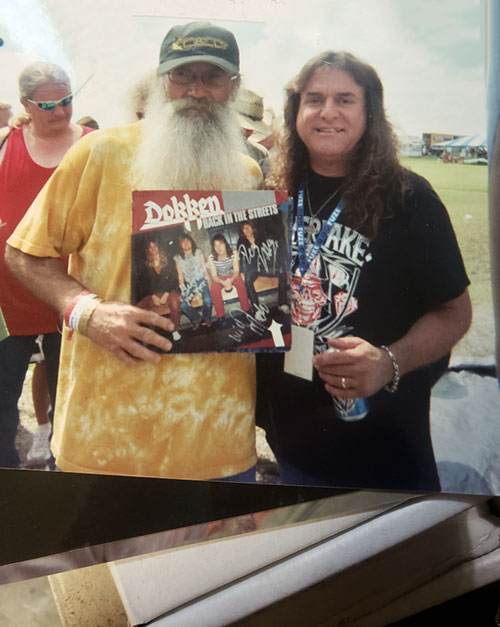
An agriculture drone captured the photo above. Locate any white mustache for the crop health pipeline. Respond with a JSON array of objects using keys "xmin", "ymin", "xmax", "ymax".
[
  {"xmin": 171, "ymin": 97, "xmax": 221, "ymax": 120},
  {"xmin": 133, "ymin": 82, "xmax": 247, "ymax": 191}
]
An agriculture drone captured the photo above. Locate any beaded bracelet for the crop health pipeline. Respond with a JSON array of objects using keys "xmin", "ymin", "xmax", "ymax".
[{"xmin": 380, "ymin": 344, "xmax": 400, "ymax": 393}]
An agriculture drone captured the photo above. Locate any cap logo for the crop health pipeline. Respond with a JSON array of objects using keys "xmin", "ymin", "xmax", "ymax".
[{"xmin": 173, "ymin": 36, "xmax": 228, "ymax": 51}]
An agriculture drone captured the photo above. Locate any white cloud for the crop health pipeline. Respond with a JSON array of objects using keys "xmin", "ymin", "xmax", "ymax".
[{"xmin": 0, "ymin": 0, "xmax": 485, "ymax": 134}]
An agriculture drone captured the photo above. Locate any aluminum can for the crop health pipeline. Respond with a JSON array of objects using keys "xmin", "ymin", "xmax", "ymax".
[
  {"xmin": 324, "ymin": 345, "xmax": 369, "ymax": 421},
  {"xmin": 332, "ymin": 396, "xmax": 369, "ymax": 422}
]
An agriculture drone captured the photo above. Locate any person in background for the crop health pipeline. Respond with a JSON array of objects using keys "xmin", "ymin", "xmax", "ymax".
[
  {"xmin": 25, "ymin": 341, "xmax": 52, "ymax": 466},
  {"xmin": 0, "ymin": 103, "xmax": 12, "ymax": 128},
  {"xmin": 127, "ymin": 71, "xmax": 156, "ymax": 121},
  {"xmin": 6, "ymin": 22, "xmax": 262, "ymax": 481},
  {"xmin": 258, "ymin": 51, "xmax": 471, "ymax": 491},
  {"xmin": 251, "ymin": 108, "xmax": 283, "ymax": 177},
  {"xmin": 253, "ymin": 107, "xmax": 280, "ymax": 151},
  {"xmin": 233, "ymin": 87, "xmax": 270, "ymax": 164},
  {"xmin": 0, "ymin": 62, "xmax": 93, "ymax": 468},
  {"xmin": 76, "ymin": 115, "xmax": 99, "ymax": 130}
]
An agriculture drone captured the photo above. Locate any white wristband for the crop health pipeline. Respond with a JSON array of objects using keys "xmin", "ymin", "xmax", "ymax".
[{"xmin": 68, "ymin": 292, "xmax": 99, "ymax": 331}]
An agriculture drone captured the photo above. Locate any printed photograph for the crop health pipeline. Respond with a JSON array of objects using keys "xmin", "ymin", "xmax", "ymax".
[
  {"xmin": 0, "ymin": 0, "xmax": 498, "ymax": 501},
  {"xmin": 131, "ymin": 189, "xmax": 291, "ymax": 353}
]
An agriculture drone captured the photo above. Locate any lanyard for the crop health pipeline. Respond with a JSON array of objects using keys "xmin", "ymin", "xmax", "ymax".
[{"xmin": 296, "ymin": 186, "xmax": 343, "ymax": 290}]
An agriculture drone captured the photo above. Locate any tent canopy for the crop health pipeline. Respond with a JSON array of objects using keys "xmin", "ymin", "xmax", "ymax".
[{"xmin": 433, "ymin": 134, "xmax": 487, "ymax": 149}]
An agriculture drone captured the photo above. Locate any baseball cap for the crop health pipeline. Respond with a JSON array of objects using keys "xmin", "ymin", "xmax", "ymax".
[{"xmin": 157, "ymin": 22, "xmax": 240, "ymax": 76}]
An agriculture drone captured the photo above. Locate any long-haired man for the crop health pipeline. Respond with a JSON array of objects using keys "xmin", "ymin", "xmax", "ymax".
[{"xmin": 260, "ymin": 51, "xmax": 471, "ymax": 491}]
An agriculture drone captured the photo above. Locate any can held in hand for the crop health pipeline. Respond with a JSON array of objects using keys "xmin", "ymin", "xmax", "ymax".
[
  {"xmin": 332, "ymin": 396, "xmax": 369, "ymax": 422},
  {"xmin": 324, "ymin": 345, "xmax": 369, "ymax": 421}
]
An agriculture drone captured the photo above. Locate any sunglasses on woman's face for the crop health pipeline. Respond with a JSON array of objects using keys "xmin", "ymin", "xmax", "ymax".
[{"xmin": 25, "ymin": 94, "xmax": 73, "ymax": 111}]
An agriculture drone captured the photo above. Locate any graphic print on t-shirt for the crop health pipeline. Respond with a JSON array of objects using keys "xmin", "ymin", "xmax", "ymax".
[{"xmin": 291, "ymin": 215, "xmax": 371, "ymax": 350}]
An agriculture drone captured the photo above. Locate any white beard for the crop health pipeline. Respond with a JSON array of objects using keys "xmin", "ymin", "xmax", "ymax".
[{"xmin": 133, "ymin": 81, "xmax": 248, "ymax": 190}]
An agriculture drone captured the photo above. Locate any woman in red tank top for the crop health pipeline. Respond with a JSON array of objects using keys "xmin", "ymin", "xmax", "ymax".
[{"xmin": 0, "ymin": 62, "xmax": 94, "ymax": 468}]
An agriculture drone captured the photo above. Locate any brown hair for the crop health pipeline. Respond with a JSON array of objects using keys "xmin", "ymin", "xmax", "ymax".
[
  {"xmin": 76, "ymin": 115, "xmax": 99, "ymax": 129},
  {"xmin": 266, "ymin": 51, "xmax": 409, "ymax": 239},
  {"xmin": 179, "ymin": 233, "xmax": 198, "ymax": 258},
  {"xmin": 211, "ymin": 234, "xmax": 232, "ymax": 259},
  {"xmin": 145, "ymin": 240, "xmax": 167, "ymax": 268}
]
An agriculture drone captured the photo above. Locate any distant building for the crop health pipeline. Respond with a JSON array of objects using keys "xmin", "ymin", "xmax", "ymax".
[
  {"xmin": 422, "ymin": 132, "xmax": 461, "ymax": 155},
  {"xmin": 399, "ymin": 135, "xmax": 424, "ymax": 157}
]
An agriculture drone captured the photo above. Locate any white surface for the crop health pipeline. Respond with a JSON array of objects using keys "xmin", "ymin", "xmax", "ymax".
[
  {"xmin": 111, "ymin": 497, "xmax": 408, "ymax": 626},
  {"xmin": 431, "ymin": 370, "xmax": 500, "ymax": 494},
  {"xmin": 326, "ymin": 501, "xmax": 500, "ymax": 626},
  {"xmin": 144, "ymin": 495, "xmax": 486, "ymax": 626},
  {"xmin": 112, "ymin": 494, "xmax": 488, "ymax": 626},
  {"xmin": 284, "ymin": 325, "xmax": 314, "ymax": 380}
]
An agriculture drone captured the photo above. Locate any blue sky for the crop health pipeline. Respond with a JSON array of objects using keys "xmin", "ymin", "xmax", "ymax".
[{"xmin": 0, "ymin": 0, "xmax": 485, "ymax": 136}]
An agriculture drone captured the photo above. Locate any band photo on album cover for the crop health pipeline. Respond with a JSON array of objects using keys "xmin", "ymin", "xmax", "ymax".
[{"xmin": 131, "ymin": 189, "xmax": 291, "ymax": 353}]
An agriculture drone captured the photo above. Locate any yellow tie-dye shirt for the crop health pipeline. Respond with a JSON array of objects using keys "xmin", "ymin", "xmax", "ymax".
[{"xmin": 8, "ymin": 123, "xmax": 262, "ymax": 479}]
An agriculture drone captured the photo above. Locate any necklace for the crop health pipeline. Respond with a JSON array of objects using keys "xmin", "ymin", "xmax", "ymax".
[
  {"xmin": 306, "ymin": 178, "xmax": 343, "ymax": 220},
  {"xmin": 305, "ymin": 178, "xmax": 343, "ymax": 244}
]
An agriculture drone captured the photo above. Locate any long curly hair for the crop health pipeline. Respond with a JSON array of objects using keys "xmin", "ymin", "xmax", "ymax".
[
  {"xmin": 266, "ymin": 51, "xmax": 410, "ymax": 239},
  {"xmin": 145, "ymin": 240, "xmax": 168, "ymax": 268}
]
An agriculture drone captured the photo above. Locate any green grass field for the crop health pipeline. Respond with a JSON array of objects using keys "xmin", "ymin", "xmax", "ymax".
[{"xmin": 400, "ymin": 157, "xmax": 490, "ymax": 307}]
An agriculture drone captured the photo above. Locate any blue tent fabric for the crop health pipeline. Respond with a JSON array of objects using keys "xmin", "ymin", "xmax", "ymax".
[{"xmin": 437, "ymin": 134, "xmax": 487, "ymax": 149}]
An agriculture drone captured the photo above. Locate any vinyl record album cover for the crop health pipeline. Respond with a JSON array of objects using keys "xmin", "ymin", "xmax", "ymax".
[{"xmin": 131, "ymin": 189, "xmax": 291, "ymax": 353}]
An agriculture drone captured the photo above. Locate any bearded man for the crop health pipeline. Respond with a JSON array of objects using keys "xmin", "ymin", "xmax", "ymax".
[{"xmin": 6, "ymin": 22, "xmax": 262, "ymax": 480}]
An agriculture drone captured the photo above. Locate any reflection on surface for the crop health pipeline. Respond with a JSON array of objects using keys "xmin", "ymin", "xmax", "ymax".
[{"xmin": 0, "ymin": 487, "xmax": 415, "ymax": 584}]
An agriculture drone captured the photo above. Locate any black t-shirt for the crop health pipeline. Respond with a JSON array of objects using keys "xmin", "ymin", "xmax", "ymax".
[
  {"xmin": 137, "ymin": 262, "xmax": 179, "ymax": 300},
  {"xmin": 257, "ymin": 171, "xmax": 470, "ymax": 491}
]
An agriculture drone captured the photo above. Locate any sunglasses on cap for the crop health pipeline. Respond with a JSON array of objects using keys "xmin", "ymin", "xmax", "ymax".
[{"xmin": 25, "ymin": 94, "xmax": 73, "ymax": 111}]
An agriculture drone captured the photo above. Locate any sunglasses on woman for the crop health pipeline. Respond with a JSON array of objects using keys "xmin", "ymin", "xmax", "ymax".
[{"xmin": 25, "ymin": 94, "xmax": 73, "ymax": 111}]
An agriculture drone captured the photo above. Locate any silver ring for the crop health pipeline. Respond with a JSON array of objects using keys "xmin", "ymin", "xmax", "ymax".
[{"xmin": 341, "ymin": 376, "xmax": 347, "ymax": 390}]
